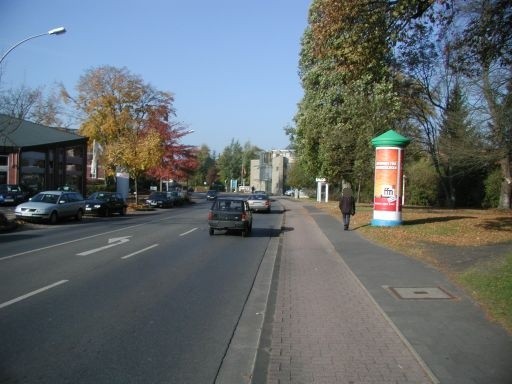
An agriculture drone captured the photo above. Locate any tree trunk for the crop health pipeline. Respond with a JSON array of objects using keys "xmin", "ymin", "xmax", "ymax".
[{"xmin": 499, "ymin": 157, "xmax": 511, "ymax": 209}]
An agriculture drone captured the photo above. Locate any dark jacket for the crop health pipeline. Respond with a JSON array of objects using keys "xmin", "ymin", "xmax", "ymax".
[{"xmin": 339, "ymin": 188, "xmax": 356, "ymax": 215}]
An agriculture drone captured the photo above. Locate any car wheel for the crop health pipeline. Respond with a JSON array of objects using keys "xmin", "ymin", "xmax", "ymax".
[
  {"xmin": 76, "ymin": 209, "xmax": 83, "ymax": 221},
  {"xmin": 49, "ymin": 211, "xmax": 58, "ymax": 225},
  {"xmin": 242, "ymin": 229, "xmax": 248, "ymax": 237},
  {"xmin": 209, "ymin": 228, "xmax": 214, "ymax": 236}
]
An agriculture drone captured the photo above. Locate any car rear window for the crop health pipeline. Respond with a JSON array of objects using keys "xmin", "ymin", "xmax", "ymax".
[{"xmin": 215, "ymin": 200, "xmax": 244, "ymax": 211}]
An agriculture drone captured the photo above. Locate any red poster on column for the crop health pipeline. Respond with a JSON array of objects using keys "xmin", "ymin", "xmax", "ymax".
[{"xmin": 374, "ymin": 148, "xmax": 402, "ymax": 212}]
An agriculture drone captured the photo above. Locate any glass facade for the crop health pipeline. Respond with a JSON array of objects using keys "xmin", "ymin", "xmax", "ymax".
[
  {"xmin": 18, "ymin": 145, "xmax": 86, "ymax": 194},
  {"xmin": 0, "ymin": 156, "xmax": 7, "ymax": 184}
]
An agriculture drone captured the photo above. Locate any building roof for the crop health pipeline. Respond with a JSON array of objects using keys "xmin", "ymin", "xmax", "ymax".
[{"xmin": 0, "ymin": 114, "xmax": 86, "ymax": 148}]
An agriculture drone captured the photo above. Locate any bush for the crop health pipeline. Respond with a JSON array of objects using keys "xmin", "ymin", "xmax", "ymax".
[
  {"xmin": 405, "ymin": 158, "xmax": 438, "ymax": 206},
  {"xmin": 482, "ymin": 168, "xmax": 502, "ymax": 208}
]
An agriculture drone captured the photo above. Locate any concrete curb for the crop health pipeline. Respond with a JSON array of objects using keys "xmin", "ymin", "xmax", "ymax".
[{"xmin": 215, "ymin": 232, "xmax": 281, "ymax": 383}]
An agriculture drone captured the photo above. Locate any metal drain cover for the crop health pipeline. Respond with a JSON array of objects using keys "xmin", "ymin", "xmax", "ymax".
[{"xmin": 386, "ymin": 286, "xmax": 455, "ymax": 300}]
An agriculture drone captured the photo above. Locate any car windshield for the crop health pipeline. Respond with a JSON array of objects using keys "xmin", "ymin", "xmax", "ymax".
[
  {"xmin": 32, "ymin": 193, "xmax": 59, "ymax": 204},
  {"xmin": 89, "ymin": 192, "xmax": 110, "ymax": 201}
]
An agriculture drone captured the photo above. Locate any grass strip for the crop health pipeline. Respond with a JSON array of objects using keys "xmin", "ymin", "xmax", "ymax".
[{"xmin": 458, "ymin": 254, "xmax": 512, "ymax": 331}]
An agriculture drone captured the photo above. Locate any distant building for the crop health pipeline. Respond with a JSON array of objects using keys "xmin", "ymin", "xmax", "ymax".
[
  {"xmin": 249, "ymin": 149, "xmax": 295, "ymax": 195},
  {"xmin": 0, "ymin": 114, "xmax": 88, "ymax": 194}
]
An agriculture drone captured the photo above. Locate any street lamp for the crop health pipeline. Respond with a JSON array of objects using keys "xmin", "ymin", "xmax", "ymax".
[{"xmin": 0, "ymin": 26, "xmax": 66, "ymax": 65}]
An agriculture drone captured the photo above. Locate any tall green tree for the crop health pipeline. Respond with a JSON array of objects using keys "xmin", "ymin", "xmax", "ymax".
[
  {"xmin": 217, "ymin": 139, "xmax": 244, "ymax": 188},
  {"xmin": 448, "ymin": 0, "xmax": 512, "ymax": 208},
  {"xmin": 190, "ymin": 144, "xmax": 216, "ymax": 187},
  {"xmin": 295, "ymin": 0, "xmax": 418, "ymax": 188},
  {"xmin": 437, "ymin": 83, "xmax": 487, "ymax": 206}
]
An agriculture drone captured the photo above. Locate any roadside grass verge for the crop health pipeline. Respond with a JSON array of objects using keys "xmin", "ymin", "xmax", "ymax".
[
  {"xmin": 316, "ymin": 200, "xmax": 512, "ymax": 333},
  {"xmin": 459, "ymin": 254, "xmax": 512, "ymax": 331}
]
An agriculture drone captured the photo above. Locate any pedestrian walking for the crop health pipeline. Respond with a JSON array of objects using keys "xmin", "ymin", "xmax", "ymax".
[{"xmin": 338, "ymin": 187, "xmax": 356, "ymax": 230}]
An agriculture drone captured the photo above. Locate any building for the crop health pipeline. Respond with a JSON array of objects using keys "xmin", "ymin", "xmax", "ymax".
[
  {"xmin": 0, "ymin": 114, "xmax": 88, "ymax": 195},
  {"xmin": 249, "ymin": 149, "xmax": 295, "ymax": 195}
]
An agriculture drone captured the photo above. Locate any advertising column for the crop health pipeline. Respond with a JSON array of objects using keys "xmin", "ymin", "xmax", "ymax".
[{"xmin": 371, "ymin": 130, "xmax": 410, "ymax": 227}]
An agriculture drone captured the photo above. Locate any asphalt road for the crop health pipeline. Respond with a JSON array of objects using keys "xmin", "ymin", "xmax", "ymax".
[{"xmin": 0, "ymin": 197, "xmax": 283, "ymax": 383}]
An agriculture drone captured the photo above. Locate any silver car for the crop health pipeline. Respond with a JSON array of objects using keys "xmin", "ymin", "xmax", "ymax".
[
  {"xmin": 246, "ymin": 193, "xmax": 271, "ymax": 213},
  {"xmin": 15, "ymin": 190, "xmax": 85, "ymax": 224}
]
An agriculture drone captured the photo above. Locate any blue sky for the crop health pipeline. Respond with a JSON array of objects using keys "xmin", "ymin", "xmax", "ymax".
[{"xmin": 0, "ymin": 0, "xmax": 311, "ymax": 154}]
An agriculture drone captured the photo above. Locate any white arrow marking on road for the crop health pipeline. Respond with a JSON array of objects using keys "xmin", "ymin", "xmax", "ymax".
[{"xmin": 77, "ymin": 236, "xmax": 132, "ymax": 256}]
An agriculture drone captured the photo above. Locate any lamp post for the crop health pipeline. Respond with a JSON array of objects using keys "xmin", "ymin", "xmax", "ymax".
[{"xmin": 0, "ymin": 27, "xmax": 66, "ymax": 66}]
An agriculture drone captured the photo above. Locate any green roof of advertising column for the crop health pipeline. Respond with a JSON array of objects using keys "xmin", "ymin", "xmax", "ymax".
[{"xmin": 371, "ymin": 130, "xmax": 411, "ymax": 148}]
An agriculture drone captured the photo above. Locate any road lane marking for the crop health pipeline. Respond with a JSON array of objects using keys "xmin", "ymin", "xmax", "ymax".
[
  {"xmin": 0, "ymin": 280, "xmax": 69, "ymax": 310},
  {"xmin": 179, "ymin": 227, "xmax": 198, "ymax": 236},
  {"xmin": 121, "ymin": 244, "xmax": 159, "ymax": 259},
  {"xmin": 0, "ymin": 223, "xmax": 147, "ymax": 261},
  {"xmin": 76, "ymin": 236, "xmax": 132, "ymax": 256}
]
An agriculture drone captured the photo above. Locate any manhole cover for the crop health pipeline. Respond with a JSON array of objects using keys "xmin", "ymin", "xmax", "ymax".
[{"xmin": 386, "ymin": 286, "xmax": 455, "ymax": 300}]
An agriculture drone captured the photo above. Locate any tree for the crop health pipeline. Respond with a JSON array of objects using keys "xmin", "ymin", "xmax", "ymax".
[
  {"xmin": 295, "ymin": 0, "xmax": 413, "ymax": 188},
  {"xmin": 62, "ymin": 65, "xmax": 182, "ymax": 204},
  {"xmin": 448, "ymin": 0, "xmax": 512, "ymax": 208},
  {"xmin": 0, "ymin": 85, "xmax": 63, "ymax": 126},
  {"xmin": 145, "ymin": 112, "xmax": 198, "ymax": 189},
  {"xmin": 190, "ymin": 145, "xmax": 216, "ymax": 188},
  {"xmin": 437, "ymin": 83, "xmax": 487, "ymax": 206},
  {"xmin": 217, "ymin": 139, "xmax": 244, "ymax": 189}
]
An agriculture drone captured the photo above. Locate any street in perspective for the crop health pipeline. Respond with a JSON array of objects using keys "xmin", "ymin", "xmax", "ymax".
[
  {"xmin": 1, "ymin": 194, "xmax": 512, "ymax": 383},
  {"xmin": 0, "ymin": 193, "xmax": 283, "ymax": 383},
  {"xmin": 1, "ymin": 2, "xmax": 512, "ymax": 383}
]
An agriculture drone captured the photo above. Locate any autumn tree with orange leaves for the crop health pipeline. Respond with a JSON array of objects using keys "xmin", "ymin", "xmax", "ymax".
[
  {"xmin": 145, "ymin": 108, "xmax": 198, "ymax": 189},
  {"xmin": 62, "ymin": 65, "xmax": 196, "ymax": 204}
]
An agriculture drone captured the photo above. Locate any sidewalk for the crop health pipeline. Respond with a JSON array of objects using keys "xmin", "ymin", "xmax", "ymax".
[{"xmin": 254, "ymin": 199, "xmax": 512, "ymax": 384}]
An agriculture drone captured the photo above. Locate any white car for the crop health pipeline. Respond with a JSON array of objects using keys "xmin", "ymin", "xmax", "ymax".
[{"xmin": 15, "ymin": 190, "xmax": 85, "ymax": 224}]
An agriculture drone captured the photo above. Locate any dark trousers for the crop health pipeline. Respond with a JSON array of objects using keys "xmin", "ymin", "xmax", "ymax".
[{"xmin": 342, "ymin": 213, "xmax": 351, "ymax": 229}]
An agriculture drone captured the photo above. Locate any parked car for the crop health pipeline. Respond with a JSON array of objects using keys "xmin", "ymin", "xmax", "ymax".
[
  {"xmin": 85, "ymin": 192, "xmax": 127, "ymax": 216},
  {"xmin": 284, "ymin": 189, "xmax": 295, "ymax": 196},
  {"xmin": 246, "ymin": 193, "xmax": 271, "ymax": 213},
  {"xmin": 0, "ymin": 184, "xmax": 28, "ymax": 205},
  {"xmin": 208, "ymin": 197, "xmax": 253, "ymax": 237},
  {"xmin": 14, "ymin": 190, "xmax": 85, "ymax": 224},
  {"xmin": 206, "ymin": 189, "xmax": 218, "ymax": 201},
  {"xmin": 145, "ymin": 191, "xmax": 174, "ymax": 208},
  {"xmin": 167, "ymin": 190, "xmax": 185, "ymax": 206}
]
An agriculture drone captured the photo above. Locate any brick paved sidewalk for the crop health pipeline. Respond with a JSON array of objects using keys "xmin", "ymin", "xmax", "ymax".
[{"xmin": 263, "ymin": 201, "xmax": 437, "ymax": 384}]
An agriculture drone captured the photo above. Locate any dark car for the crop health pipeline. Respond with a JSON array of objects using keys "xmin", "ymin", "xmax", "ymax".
[
  {"xmin": 0, "ymin": 184, "xmax": 28, "ymax": 205},
  {"xmin": 14, "ymin": 190, "xmax": 85, "ymax": 224},
  {"xmin": 246, "ymin": 193, "xmax": 271, "ymax": 213},
  {"xmin": 145, "ymin": 191, "xmax": 174, "ymax": 208},
  {"xmin": 85, "ymin": 192, "xmax": 127, "ymax": 216},
  {"xmin": 206, "ymin": 189, "xmax": 218, "ymax": 201},
  {"xmin": 208, "ymin": 197, "xmax": 253, "ymax": 237},
  {"xmin": 167, "ymin": 190, "xmax": 185, "ymax": 206}
]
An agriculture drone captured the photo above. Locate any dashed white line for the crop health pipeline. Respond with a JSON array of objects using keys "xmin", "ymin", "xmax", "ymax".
[
  {"xmin": 121, "ymin": 244, "xmax": 159, "ymax": 260},
  {"xmin": 180, "ymin": 227, "xmax": 198, "ymax": 236},
  {"xmin": 0, "ymin": 280, "xmax": 69, "ymax": 309}
]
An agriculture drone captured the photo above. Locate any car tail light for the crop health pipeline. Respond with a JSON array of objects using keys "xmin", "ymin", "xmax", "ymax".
[
  {"xmin": 241, "ymin": 212, "xmax": 247, "ymax": 221},
  {"xmin": 208, "ymin": 211, "xmax": 213, "ymax": 220}
]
